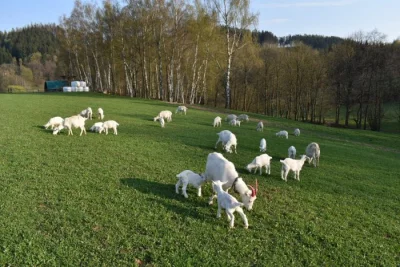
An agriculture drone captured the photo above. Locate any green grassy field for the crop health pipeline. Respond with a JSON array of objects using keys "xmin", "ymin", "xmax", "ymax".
[{"xmin": 0, "ymin": 93, "xmax": 399, "ymax": 266}]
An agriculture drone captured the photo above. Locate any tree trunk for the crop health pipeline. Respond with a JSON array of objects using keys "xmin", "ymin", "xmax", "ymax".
[
  {"xmin": 225, "ymin": 51, "xmax": 232, "ymax": 109},
  {"xmin": 189, "ymin": 34, "xmax": 200, "ymax": 104},
  {"xmin": 200, "ymin": 58, "xmax": 209, "ymax": 105},
  {"xmin": 335, "ymin": 83, "xmax": 341, "ymax": 125},
  {"xmin": 157, "ymin": 39, "xmax": 163, "ymax": 100},
  {"xmin": 143, "ymin": 46, "xmax": 149, "ymax": 98},
  {"xmin": 167, "ymin": 57, "xmax": 174, "ymax": 102},
  {"xmin": 121, "ymin": 37, "xmax": 133, "ymax": 97}
]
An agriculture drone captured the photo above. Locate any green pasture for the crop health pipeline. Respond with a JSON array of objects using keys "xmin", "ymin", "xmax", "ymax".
[{"xmin": 0, "ymin": 93, "xmax": 399, "ymax": 266}]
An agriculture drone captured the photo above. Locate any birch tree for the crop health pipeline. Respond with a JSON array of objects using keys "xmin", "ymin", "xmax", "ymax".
[{"xmin": 209, "ymin": 0, "xmax": 257, "ymax": 108}]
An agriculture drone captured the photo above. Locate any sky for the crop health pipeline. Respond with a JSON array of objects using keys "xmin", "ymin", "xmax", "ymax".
[{"xmin": 0, "ymin": 0, "xmax": 399, "ymax": 42}]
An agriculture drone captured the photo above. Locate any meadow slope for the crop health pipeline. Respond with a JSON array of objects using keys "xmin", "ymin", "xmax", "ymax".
[{"xmin": 0, "ymin": 93, "xmax": 399, "ymax": 266}]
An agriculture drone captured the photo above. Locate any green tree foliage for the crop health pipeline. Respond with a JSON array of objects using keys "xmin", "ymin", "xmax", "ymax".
[
  {"xmin": 279, "ymin": 34, "xmax": 344, "ymax": 50},
  {"xmin": 0, "ymin": 47, "xmax": 12, "ymax": 64},
  {"xmin": 20, "ymin": 65, "xmax": 34, "ymax": 84},
  {"xmin": 0, "ymin": 25, "xmax": 59, "ymax": 91},
  {"xmin": 253, "ymin": 30, "xmax": 278, "ymax": 45},
  {"xmin": 0, "ymin": 24, "xmax": 58, "ymax": 61}
]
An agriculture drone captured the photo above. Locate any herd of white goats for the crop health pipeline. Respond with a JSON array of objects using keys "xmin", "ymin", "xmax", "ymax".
[
  {"xmin": 44, "ymin": 105, "xmax": 321, "ymax": 229},
  {"xmin": 44, "ymin": 107, "xmax": 119, "ymax": 136}
]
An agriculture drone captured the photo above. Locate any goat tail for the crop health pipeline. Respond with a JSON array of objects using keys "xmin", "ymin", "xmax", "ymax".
[
  {"xmin": 234, "ymin": 202, "xmax": 244, "ymax": 208},
  {"xmin": 280, "ymin": 160, "xmax": 288, "ymax": 167}
]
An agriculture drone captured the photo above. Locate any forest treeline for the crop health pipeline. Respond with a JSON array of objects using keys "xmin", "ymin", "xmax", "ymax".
[
  {"xmin": 0, "ymin": 0, "xmax": 399, "ymax": 131},
  {"xmin": 0, "ymin": 24, "xmax": 59, "ymax": 91}
]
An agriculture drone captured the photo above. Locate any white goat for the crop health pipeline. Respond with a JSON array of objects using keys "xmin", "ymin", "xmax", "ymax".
[
  {"xmin": 98, "ymin": 108, "xmax": 104, "ymax": 120},
  {"xmin": 215, "ymin": 130, "xmax": 237, "ymax": 154},
  {"xmin": 294, "ymin": 128, "xmax": 300, "ymax": 136},
  {"xmin": 213, "ymin": 116, "xmax": 222, "ymax": 127},
  {"xmin": 288, "ymin": 146, "xmax": 296, "ymax": 159},
  {"xmin": 259, "ymin": 138, "xmax": 267, "ymax": 152},
  {"xmin": 256, "ymin": 121, "xmax": 264, "ymax": 132},
  {"xmin": 175, "ymin": 106, "xmax": 187, "ymax": 115},
  {"xmin": 80, "ymin": 107, "xmax": 93, "ymax": 120},
  {"xmin": 99, "ymin": 120, "xmax": 119, "ymax": 135},
  {"xmin": 238, "ymin": 114, "xmax": 249, "ymax": 122},
  {"xmin": 246, "ymin": 154, "xmax": 272, "ymax": 175},
  {"xmin": 306, "ymin": 142, "xmax": 320, "ymax": 167},
  {"xmin": 54, "ymin": 115, "xmax": 87, "ymax": 136},
  {"xmin": 229, "ymin": 119, "xmax": 241, "ymax": 127},
  {"xmin": 159, "ymin": 117, "xmax": 165, "ymax": 128},
  {"xmin": 44, "ymin": 116, "xmax": 64, "ymax": 130},
  {"xmin": 212, "ymin": 180, "xmax": 249, "ymax": 229},
  {"xmin": 90, "ymin": 122, "xmax": 104, "ymax": 132},
  {"xmin": 175, "ymin": 170, "xmax": 206, "ymax": 198},
  {"xmin": 154, "ymin": 110, "xmax": 172, "ymax": 122},
  {"xmin": 205, "ymin": 152, "xmax": 258, "ymax": 211},
  {"xmin": 280, "ymin": 155, "xmax": 309, "ymax": 182},
  {"xmin": 276, "ymin": 130, "xmax": 289, "ymax": 139},
  {"xmin": 225, "ymin": 114, "xmax": 237, "ymax": 122}
]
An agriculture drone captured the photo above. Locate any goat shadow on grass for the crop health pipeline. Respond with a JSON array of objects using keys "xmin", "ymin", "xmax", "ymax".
[
  {"xmin": 148, "ymin": 196, "xmax": 215, "ymax": 222},
  {"xmin": 36, "ymin": 125, "xmax": 48, "ymax": 131},
  {"xmin": 121, "ymin": 177, "xmax": 177, "ymax": 198},
  {"xmin": 36, "ymin": 125, "xmax": 57, "ymax": 135},
  {"xmin": 120, "ymin": 177, "xmax": 213, "ymax": 221}
]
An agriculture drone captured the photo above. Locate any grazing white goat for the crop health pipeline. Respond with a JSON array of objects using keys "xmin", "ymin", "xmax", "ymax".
[
  {"xmin": 175, "ymin": 106, "xmax": 187, "ymax": 115},
  {"xmin": 280, "ymin": 155, "xmax": 309, "ymax": 182},
  {"xmin": 213, "ymin": 116, "xmax": 222, "ymax": 127},
  {"xmin": 99, "ymin": 120, "xmax": 119, "ymax": 135},
  {"xmin": 90, "ymin": 122, "xmax": 104, "ymax": 132},
  {"xmin": 256, "ymin": 121, "xmax": 264, "ymax": 132},
  {"xmin": 175, "ymin": 170, "xmax": 206, "ymax": 198},
  {"xmin": 288, "ymin": 146, "xmax": 296, "ymax": 159},
  {"xmin": 229, "ymin": 119, "xmax": 241, "ymax": 127},
  {"xmin": 306, "ymin": 142, "xmax": 320, "ymax": 167},
  {"xmin": 225, "ymin": 114, "xmax": 237, "ymax": 122},
  {"xmin": 246, "ymin": 154, "xmax": 272, "ymax": 175},
  {"xmin": 276, "ymin": 130, "xmax": 289, "ymax": 139},
  {"xmin": 259, "ymin": 138, "xmax": 267, "ymax": 152},
  {"xmin": 54, "ymin": 115, "xmax": 87, "ymax": 136},
  {"xmin": 44, "ymin": 116, "xmax": 64, "ymax": 130},
  {"xmin": 238, "ymin": 114, "xmax": 249, "ymax": 122},
  {"xmin": 159, "ymin": 117, "xmax": 165, "ymax": 128},
  {"xmin": 154, "ymin": 110, "xmax": 172, "ymax": 122},
  {"xmin": 80, "ymin": 107, "xmax": 93, "ymax": 120},
  {"xmin": 294, "ymin": 128, "xmax": 300, "ymax": 136},
  {"xmin": 215, "ymin": 130, "xmax": 237, "ymax": 154},
  {"xmin": 97, "ymin": 108, "xmax": 104, "ymax": 120},
  {"xmin": 205, "ymin": 152, "xmax": 258, "ymax": 211},
  {"xmin": 212, "ymin": 180, "xmax": 249, "ymax": 229}
]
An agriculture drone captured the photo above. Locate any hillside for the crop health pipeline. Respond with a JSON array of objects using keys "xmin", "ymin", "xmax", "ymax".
[
  {"xmin": 0, "ymin": 93, "xmax": 398, "ymax": 265},
  {"xmin": 0, "ymin": 24, "xmax": 58, "ymax": 64}
]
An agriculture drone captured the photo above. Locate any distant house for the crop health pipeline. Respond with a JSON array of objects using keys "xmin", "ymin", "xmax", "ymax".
[{"xmin": 44, "ymin": 80, "xmax": 69, "ymax": 92}]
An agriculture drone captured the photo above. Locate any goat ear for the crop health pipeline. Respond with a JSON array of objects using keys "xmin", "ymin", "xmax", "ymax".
[{"xmin": 248, "ymin": 185, "xmax": 256, "ymax": 197}]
